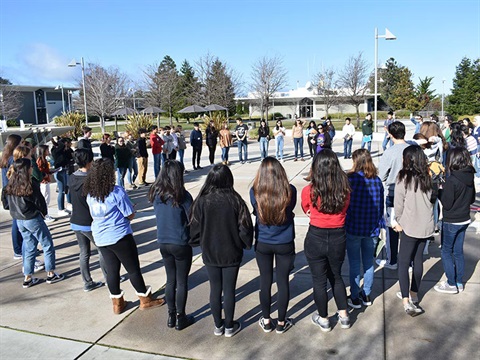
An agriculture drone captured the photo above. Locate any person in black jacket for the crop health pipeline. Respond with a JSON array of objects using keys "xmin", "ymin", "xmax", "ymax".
[
  {"xmin": 5, "ymin": 158, "xmax": 64, "ymax": 288},
  {"xmin": 51, "ymin": 137, "xmax": 74, "ymax": 216},
  {"xmin": 205, "ymin": 120, "xmax": 218, "ymax": 165},
  {"xmin": 100, "ymin": 133, "xmax": 115, "ymax": 162},
  {"xmin": 189, "ymin": 164, "xmax": 253, "ymax": 337},
  {"xmin": 136, "ymin": 128, "xmax": 149, "ymax": 186},
  {"xmin": 77, "ymin": 126, "xmax": 93, "ymax": 156}
]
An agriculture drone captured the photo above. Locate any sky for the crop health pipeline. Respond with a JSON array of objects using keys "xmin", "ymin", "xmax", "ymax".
[{"xmin": 1, "ymin": 0, "xmax": 479, "ymax": 97}]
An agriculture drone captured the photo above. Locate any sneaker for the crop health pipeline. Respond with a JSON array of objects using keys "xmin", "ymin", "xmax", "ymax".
[
  {"xmin": 294, "ymin": 158, "xmax": 298, "ymax": 162},
  {"xmin": 22, "ymin": 277, "xmax": 40, "ymax": 288},
  {"xmin": 457, "ymin": 283, "xmax": 464, "ymax": 293},
  {"xmin": 225, "ymin": 321, "xmax": 241, "ymax": 338},
  {"xmin": 258, "ymin": 316, "xmax": 273, "ymax": 333},
  {"xmin": 276, "ymin": 318, "xmax": 293, "ymax": 334},
  {"xmin": 434, "ymin": 281, "xmax": 458, "ymax": 294},
  {"xmin": 57, "ymin": 209, "xmax": 70, "ymax": 217},
  {"xmin": 337, "ymin": 312, "xmax": 351, "ymax": 329},
  {"xmin": 34, "ymin": 260, "xmax": 44, "ymax": 273},
  {"xmin": 311, "ymin": 313, "xmax": 331, "ymax": 332},
  {"xmin": 214, "ymin": 323, "xmax": 225, "ymax": 336},
  {"xmin": 44, "ymin": 215, "xmax": 56, "ymax": 223},
  {"xmin": 359, "ymin": 292, "xmax": 372, "ymax": 306},
  {"xmin": 396, "ymin": 291, "xmax": 419, "ymax": 305},
  {"xmin": 84, "ymin": 281, "xmax": 104, "ymax": 292},
  {"xmin": 301, "ymin": 158, "xmax": 305, "ymax": 161},
  {"xmin": 130, "ymin": 184, "xmax": 138, "ymax": 189},
  {"xmin": 46, "ymin": 273, "xmax": 65, "ymax": 284},
  {"xmin": 347, "ymin": 296, "xmax": 362, "ymax": 309},
  {"xmin": 404, "ymin": 300, "xmax": 423, "ymax": 317},
  {"xmin": 376, "ymin": 259, "xmax": 398, "ymax": 270},
  {"xmin": 120, "ymin": 275, "xmax": 127, "ymax": 283},
  {"xmin": 13, "ymin": 253, "xmax": 22, "ymax": 260}
]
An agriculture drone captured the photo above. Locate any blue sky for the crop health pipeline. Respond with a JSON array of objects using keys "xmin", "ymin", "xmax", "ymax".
[{"xmin": 1, "ymin": 0, "xmax": 479, "ymax": 96}]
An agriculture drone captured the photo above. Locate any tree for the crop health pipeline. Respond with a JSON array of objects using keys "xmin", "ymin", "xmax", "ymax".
[
  {"xmin": 178, "ymin": 60, "xmax": 201, "ymax": 108},
  {"xmin": 447, "ymin": 57, "xmax": 480, "ymax": 115},
  {"xmin": 377, "ymin": 57, "xmax": 402, "ymax": 109},
  {"xmin": 250, "ymin": 55, "xmax": 288, "ymax": 121},
  {"xmin": 0, "ymin": 77, "xmax": 24, "ymax": 121},
  {"xmin": 337, "ymin": 52, "xmax": 369, "ymax": 127},
  {"xmin": 313, "ymin": 67, "xmax": 338, "ymax": 117},
  {"xmin": 415, "ymin": 76, "xmax": 436, "ymax": 110},
  {"xmin": 390, "ymin": 67, "xmax": 415, "ymax": 110}
]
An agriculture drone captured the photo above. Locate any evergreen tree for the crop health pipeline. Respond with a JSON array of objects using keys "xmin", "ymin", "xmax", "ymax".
[
  {"xmin": 447, "ymin": 57, "xmax": 480, "ymax": 115},
  {"xmin": 390, "ymin": 67, "xmax": 415, "ymax": 110},
  {"xmin": 157, "ymin": 55, "xmax": 180, "ymax": 124}
]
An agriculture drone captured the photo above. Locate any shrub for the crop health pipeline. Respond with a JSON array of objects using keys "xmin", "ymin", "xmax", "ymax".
[
  {"xmin": 6, "ymin": 119, "xmax": 18, "ymax": 127},
  {"xmin": 125, "ymin": 114, "xmax": 154, "ymax": 138},
  {"xmin": 202, "ymin": 113, "xmax": 227, "ymax": 131},
  {"xmin": 53, "ymin": 112, "xmax": 85, "ymax": 140}
]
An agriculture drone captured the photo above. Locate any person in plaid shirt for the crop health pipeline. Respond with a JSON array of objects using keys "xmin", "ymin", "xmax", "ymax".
[{"xmin": 345, "ymin": 149, "xmax": 384, "ymax": 309}]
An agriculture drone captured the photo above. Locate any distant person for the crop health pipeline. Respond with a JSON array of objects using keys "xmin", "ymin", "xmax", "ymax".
[
  {"xmin": 292, "ymin": 118, "xmax": 305, "ymax": 161},
  {"xmin": 306, "ymin": 121, "xmax": 317, "ymax": 158},
  {"xmin": 258, "ymin": 119, "xmax": 270, "ymax": 161},
  {"xmin": 410, "ymin": 113, "xmax": 423, "ymax": 134},
  {"xmin": 190, "ymin": 122, "xmax": 203, "ymax": 170},
  {"xmin": 206, "ymin": 120, "xmax": 219, "ymax": 165},
  {"xmin": 149, "ymin": 125, "xmax": 165, "ymax": 178},
  {"xmin": 125, "ymin": 131, "xmax": 139, "ymax": 188},
  {"xmin": 77, "ymin": 126, "xmax": 93, "ymax": 155},
  {"xmin": 51, "ymin": 137, "xmax": 74, "ymax": 216},
  {"xmin": 323, "ymin": 117, "xmax": 336, "ymax": 141},
  {"xmin": 35, "ymin": 144, "xmax": 57, "ymax": 223},
  {"xmin": 314, "ymin": 123, "xmax": 332, "ymax": 153},
  {"xmin": 162, "ymin": 126, "xmax": 176, "ymax": 161},
  {"xmin": 361, "ymin": 113, "xmax": 373, "ymax": 152},
  {"xmin": 219, "ymin": 121, "xmax": 233, "ymax": 165},
  {"xmin": 382, "ymin": 111, "xmax": 395, "ymax": 151},
  {"xmin": 342, "ymin": 117, "xmax": 355, "ymax": 159},
  {"xmin": 100, "ymin": 134, "xmax": 115, "ymax": 162},
  {"xmin": 175, "ymin": 125, "xmax": 187, "ymax": 168},
  {"xmin": 273, "ymin": 120, "xmax": 286, "ymax": 162},
  {"xmin": 136, "ymin": 128, "xmax": 149, "ymax": 186},
  {"xmin": 235, "ymin": 118, "xmax": 249, "ymax": 164},
  {"xmin": 114, "ymin": 137, "xmax": 132, "ymax": 189}
]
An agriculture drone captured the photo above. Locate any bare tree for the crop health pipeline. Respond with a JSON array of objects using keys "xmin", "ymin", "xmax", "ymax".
[
  {"xmin": 143, "ymin": 62, "xmax": 163, "ymax": 108},
  {"xmin": 250, "ymin": 56, "xmax": 288, "ymax": 121},
  {"xmin": 313, "ymin": 67, "xmax": 338, "ymax": 118},
  {"xmin": 0, "ymin": 84, "xmax": 23, "ymax": 121},
  {"xmin": 337, "ymin": 52, "xmax": 370, "ymax": 127}
]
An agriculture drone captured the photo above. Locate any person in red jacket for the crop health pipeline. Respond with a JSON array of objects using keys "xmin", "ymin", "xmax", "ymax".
[
  {"xmin": 150, "ymin": 125, "xmax": 165, "ymax": 179},
  {"xmin": 301, "ymin": 149, "xmax": 351, "ymax": 332}
]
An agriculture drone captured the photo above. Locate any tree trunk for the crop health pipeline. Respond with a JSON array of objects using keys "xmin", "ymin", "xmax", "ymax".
[
  {"xmin": 355, "ymin": 105, "xmax": 360, "ymax": 128},
  {"xmin": 100, "ymin": 116, "xmax": 105, "ymax": 134}
]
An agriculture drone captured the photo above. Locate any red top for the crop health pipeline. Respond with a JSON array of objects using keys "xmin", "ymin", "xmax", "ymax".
[
  {"xmin": 301, "ymin": 184, "xmax": 350, "ymax": 228},
  {"xmin": 150, "ymin": 133, "xmax": 165, "ymax": 155}
]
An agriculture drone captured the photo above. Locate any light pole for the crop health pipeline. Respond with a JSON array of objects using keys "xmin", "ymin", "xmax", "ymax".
[
  {"xmin": 441, "ymin": 78, "xmax": 445, "ymax": 120},
  {"xmin": 67, "ymin": 90, "xmax": 72, "ymax": 112},
  {"xmin": 55, "ymin": 85, "xmax": 65, "ymax": 113},
  {"xmin": 374, "ymin": 27, "xmax": 396, "ymax": 132},
  {"xmin": 68, "ymin": 57, "xmax": 88, "ymax": 125},
  {"xmin": 0, "ymin": 90, "xmax": 5, "ymax": 121}
]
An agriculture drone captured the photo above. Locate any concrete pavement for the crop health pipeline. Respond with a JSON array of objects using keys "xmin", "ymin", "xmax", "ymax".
[{"xmin": 1, "ymin": 122, "xmax": 479, "ymax": 360}]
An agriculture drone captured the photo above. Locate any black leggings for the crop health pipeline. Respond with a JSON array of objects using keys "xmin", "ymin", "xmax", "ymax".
[
  {"xmin": 192, "ymin": 147, "xmax": 202, "ymax": 168},
  {"xmin": 208, "ymin": 145, "xmax": 216, "ymax": 164},
  {"xmin": 98, "ymin": 234, "xmax": 147, "ymax": 295},
  {"xmin": 398, "ymin": 232, "xmax": 427, "ymax": 298},
  {"xmin": 255, "ymin": 241, "xmax": 295, "ymax": 322},
  {"xmin": 159, "ymin": 244, "xmax": 192, "ymax": 314},
  {"xmin": 206, "ymin": 265, "xmax": 239, "ymax": 329}
]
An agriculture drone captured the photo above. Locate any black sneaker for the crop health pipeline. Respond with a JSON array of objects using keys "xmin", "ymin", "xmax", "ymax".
[
  {"xmin": 225, "ymin": 321, "xmax": 241, "ymax": 337},
  {"xmin": 359, "ymin": 292, "xmax": 372, "ymax": 306},
  {"xmin": 84, "ymin": 281, "xmax": 104, "ymax": 292},
  {"xmin": 258, "ymin": 316, "xmax": 273, "ymax": 333},
  {"xmin": 347, "ymin": 296, "xmax": 362, "ymax": 309},
  {"xmin": 337, "ymin": 312, "xmax": 351, "ymax": 329},
  {"xmin": 46, "ymin": 273, "xmax": 64, "ymax": 284},
  {"xmin": 276, "ymin": 318, "xmax": 293, "ymax": 334},
  {"xmin": 23, "ymin": 277, "xmax": 40, "ymax": 288}
]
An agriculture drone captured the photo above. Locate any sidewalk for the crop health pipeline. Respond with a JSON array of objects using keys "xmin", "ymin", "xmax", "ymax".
[{"xmin": 1, "ymin": 124, "xmax": 479, "ymax": 360}]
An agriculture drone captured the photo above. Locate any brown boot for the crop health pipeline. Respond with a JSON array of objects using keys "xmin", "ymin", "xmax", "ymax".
[
  {"xmin": 110, "ymin": 291, "xmax": 127, "ymax": 314},
  {"xmin": 136, "ymin": 286, "xmax": 165, "ymax": 310}
]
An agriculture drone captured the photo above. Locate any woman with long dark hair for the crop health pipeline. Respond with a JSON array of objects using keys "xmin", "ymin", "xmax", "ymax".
[
  {"xmin": 291, "ymin": 118, "xmax": 305, "ymax": 161},
  {"xmin": 5, "ymin": 158, "xmax": 64, "ymax": 287},
  {"xmin": 205, "ymin": 120, "xmax": 219, "ymax": 165},
  {"xmin": 189, "ymin": 164, "xmax": 253, "ymax": 337},
  {"xmin": 301, "ymin": 149, "xmax": 351, "ymax": 331},
  {"xmin": 306, "ymin": 121, "xmax": 317, "ymax": 158},
  {"xmin": 314, "ymin": 123, "xmax": 332, "ymax": 153},
  {"xmin": 149, "ymin": 160, "xmax": 194, "ymax": 330},
  {"xmin": 258, "ymin": 119, "xmax": 270, "ymax": 161},
  {"xmin": 36, "ymin": 145, "xmax": 56, "ymax": 223},
  {"xmin": 250, "ymin": 157, "xmax": 296, "ymax": 333},
  {"xmin": 394, "ymin": 145, "xmax": 435, "ymax": 316},
  {"xmin": 273, "ymin": 120, "xmax": 286, "ymax": 162},
  {"xmin": 83, "ymin": 158, "xmax": 164, "ymax": 314}
]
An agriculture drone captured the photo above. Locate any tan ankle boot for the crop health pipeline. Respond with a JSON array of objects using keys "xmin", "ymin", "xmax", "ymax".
[
  {"xmin": 110, "ymin": 291, "xmax": 127, "ymax": 314},
  {"xmin": 136, "ymin": 286, "xmax": 165, "ymax": 310}
]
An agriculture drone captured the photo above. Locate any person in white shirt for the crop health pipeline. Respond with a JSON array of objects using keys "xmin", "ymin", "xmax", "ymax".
[{"xmin": 342, "ymin": 118, "xmax": 356, "ymax": 159}]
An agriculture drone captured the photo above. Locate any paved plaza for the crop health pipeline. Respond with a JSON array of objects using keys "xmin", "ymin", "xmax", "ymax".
[{"xmin": 1, "ymin": 123, "xmax": 479, "ymax": 360}]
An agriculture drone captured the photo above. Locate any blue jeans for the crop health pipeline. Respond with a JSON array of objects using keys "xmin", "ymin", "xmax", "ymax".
[
  {"xmin": 361, "ymin": 136, "xmax": 372, "ymax": 152},
  {"xmin": 293, "ymin": 137, "xmax": 304, "ymax": 159},
  {"xmin": 12, "ymin": 219, "xmax": 23, "ymax": 255},
  {"xmin": 275, "ymin": 136, "xmax": 284, "ymax": 160},
  {"xmin": 344, "ymin": 139, "xmax": 353, "ymax": 158},
  {"xmin": 116, "ymin": 167, "xmax": 127, "ymax": 188},
  {"xmin": 259, "ymin": 137, "xmax": 269, "ymax": 160},
  {"xmin": 221, "ymin": 146, "xmax": 230, "ymax": 162},
  {"xmin": 382, "ymin": 132, "xmax": 393, "ymax": 151},
  {"xmin": 346, "ymin": 233, "xmax": 375, "ymax": 299},
  {"xmin": 127, "ymin": 157, "xmax": 138, "ymax": 184},
  {"xmin": 17, "ymin": 215, "xmax": 56, "ymax": 275},
  {"xmin": 54, "ymin": 169, "xmax": 69, "ymax": 210},
  {"xmin": 153, "ymin": 153, "xmax": 161, "ymax": 178},
  {"xmin": 237, "ymin": 140, "xmax": 248, "ymax": 162},
  {"xmin": 178, "ymin": 149, "xmax": 185, "ymax": 165},
  {"xmin": 441, "ymin": 222, "xmax": 468, "ymax": 286}
]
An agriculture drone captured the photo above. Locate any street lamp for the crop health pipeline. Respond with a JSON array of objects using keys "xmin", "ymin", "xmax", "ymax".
[
  {"xmin": 67, "ymin": 90, "xmax": 73, "ymax": 112},
  {"xmin": 68, "ymin": 57, "xmax": 88, "ymax": 124},
  {"xmin": 128, "ymin": 87, "xmax": 135, "ymax": 110},
  {"xmin": 54, "ymin": 85, "xmax": 65, "ymax": 113},
  {"xmin": 0, "ymin": 90, "xmax": 5, "ymax": 121},
  {"xmin": 441, "ymin": 78, "xmax": 446, "ymax": 120},
  {"xmin": 374, "ymin": 27, "xmax": 396, "ymax": 132}
]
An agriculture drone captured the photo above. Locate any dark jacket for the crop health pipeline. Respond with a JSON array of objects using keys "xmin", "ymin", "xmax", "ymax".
[
  {"xmin": 439, "ymin": 167, "xmax": 475, "ymax": 223},
  {"xmin": 362, "ymin": 119, "xmax": 373, "ymax": 136},
  {"xmin": 7, "ymin": 179, "xmax": 47, "ymax": 220},
  {"xmin": 115, "ymin": 145, "xmax": 131, "ymax": 168},
  {"xmin": 77, "ymin": 138, "xmax": 92, "ymax": 152},
  {"xmin": 190, "ymin": 129, "xmax": 203, "ymax": 149},
  {"xmin": 189, "ymin": 190, "xmax": 253, "ymax": 267},
  {"xmin": 258, "ymin": 126, "xmax": 270, "ymax": 140},
  {"xmin": 137, "ymin": 137, "xmax": 148, "ymax": 158},
  {"xmin": 69, "ymin": 170, "xmax": 92, "ymax": 227},
  {"xmin": 205, "ymin": 126, "xmax": 218, "ymax": 147},
  {"xmin": 100, "ymin": 143, "xmax": 115, "ymax": 161}
]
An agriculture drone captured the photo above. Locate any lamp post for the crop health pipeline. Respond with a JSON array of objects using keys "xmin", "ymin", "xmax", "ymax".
[
  {"xmin": 441, "ymin": 78, "xmax": 445, "ymax": 120},
  {"xmin": 0, "ymin": 90, "xmax": 5, "ymax": 121},
  {"xmin": 68, "ymin": 57, "xmax": 88, "ymax": 124},
  {"xmin": 67, "ymin": 90, "xmax": 72, "ymax": 112},
  {"xmin": 374, "ymin": 27, "xmax": 396, "ymax": 133},
  {"xmin": 55, "ymin": 85, "xmax": 65, "ymax": 113}
]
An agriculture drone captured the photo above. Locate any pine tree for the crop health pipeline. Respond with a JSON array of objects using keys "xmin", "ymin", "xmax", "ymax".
[{"xmin": 447, "ymin": 57, "xmax": 480, "ymax": 115}]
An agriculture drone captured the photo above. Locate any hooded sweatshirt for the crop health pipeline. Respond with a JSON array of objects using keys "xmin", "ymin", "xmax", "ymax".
[
  {"xmin": 69, "ymin": 170, "xmax": 93, "ymax": 228},
  {"xmin": 439, "ymin": 167, "xmax": 476, "ymax": 223}
]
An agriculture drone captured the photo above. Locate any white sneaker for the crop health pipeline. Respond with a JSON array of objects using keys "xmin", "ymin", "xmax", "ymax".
[
  {"xmin": 376, "ymin": 259, "xmax": 398, "ymax": 270},
  {"xmin": 34, "ymin": 260, "xmax": 45, "ymax": 273},
  {"xmin": 44, "ymin": 215, "xmax": 56, "ymax": 223},
  {"xmin": 57, "ymin": 210, "xmax": 70, "ymax": 217}
]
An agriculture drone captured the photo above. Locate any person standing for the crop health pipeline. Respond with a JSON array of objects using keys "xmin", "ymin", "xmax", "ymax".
[
  {"xmin": 175, "ymin": 126, "xmax": 187, "ymax": 168},
  {"xmin": 324, "ymin": 117, "xmax": 336, "ymax": 141},
  {"xmin": 258, "ymin": 119, "xmax": 270, "ymax": 161},
  {"xmin": 100, "ymin": 134, "xmax": 115, "ymax": 162},
  {"xmin": 394, "ymin": 145, "xmax": 435, "ymax": 316},
  {"xmin": 314, "ymin": 123, "xmax": 332, "ymax": 153},
  {"xmin": 292, "ymin": 118, "xmax": 305, "ymax": 161},
  {"xmin": 410, "ymin": 113, "xmax": 423, "ymax": 135},
  {"xmin": 77, "ymin": 126, "xmax": 93, "ymax": 156},
  {"xmin": 189, "ymin": 164, "xmax": 253, "ymax": 337},
  {"xmin": 51, "ymin": 137, "xmax": 74, "ymax": 216},
  {"xmin": 190, "ymin": 122, "xmax": 203, "ymax": 170},
  {"xmin": 361, "ymin": 113, "xmax": 374, "ymax": 152},
  {"xmin": 136, "ymin": 128, "xmax": 149, "ymax": 186},
  {"xmin": 235, "ymin": 118, "xmax": 249, "ymax": 164},
  {"xmin": 149, "ymin": 160, "xmax": 194, "ymax": 330},
  {"xmin": 150, "ymin": 125, "xmax": 165, "ymax": 179},
  {"xmin": 274, "ymin": 120, "xmax": 286, "ymax": 162},
  {"xmin": 206, "ymin": 120, "xmax": 219, "ymax": 165},
  {"xmin": 162, "ymin": 126, "xmax": 176, "ymax": 161},
  {"xmin": 302, "ymin": 149, "xmax": 351, "ymax": 332},
  {"xmin": 219, "ymin": 122, "xmax": 233, "ymax": 165},
  {"xmin": 125, "ymin": 132, "xmax": 138, "ymax": 189},
  {"xmin": 342, "ymin": 118, "xmax": 355, "ymax": 159},
  {"xmin": 35, "ymin": 145, "xmax": 56, "ymax": 223},
  {"xmin": 382, "ymin": 111, "xmax": 395, "ymax": 151},
  {"xmin": 306, "ymin": 121, "xmax": 317, "ymax": 158},
  {"xmin": 250, "ymin": 157, "xmax": 296, "ymax": 334},
  {"xmin": 114, "ymin": 137, "xmax": 132, "ymax": 189}
]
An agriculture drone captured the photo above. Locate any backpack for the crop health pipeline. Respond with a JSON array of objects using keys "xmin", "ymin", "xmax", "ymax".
[{"xmin": 429, "ymin": 160, "xmax": 445, "ymax": 203}]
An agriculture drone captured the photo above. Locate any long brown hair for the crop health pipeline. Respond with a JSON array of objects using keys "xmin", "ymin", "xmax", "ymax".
[
  {"xmin": 252, "ymin": 157, "xmax": 292, "ymax": 225},
  {"xmin": 0, "ymin": 134, "xmax": 22, "ymax": 168},
  {"xmin": 397, "ymin": 145, "xmax": 432, "ymax": 193},
  {"xmin": 349, "ymin": 149, "xmax": 378, "ymax": 179},
  {"xmin": 83, "ymin": 158, "xmax": 115, "ymax": 202},
  {"xmin": 420, "ymin": 121, "xmax": 448, "ymax": 151},
  {"xmin": 4, "ymin": 158, "xmax": 33, "ymax": 197}
]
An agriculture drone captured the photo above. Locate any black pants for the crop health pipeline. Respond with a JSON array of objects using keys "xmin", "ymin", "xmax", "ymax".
[
  {"xmin": 206, "ymin": 265, "xmax": 239, "ymax": 329},
  {"xmin": 255, "ymin": 241, "xmax": 295, "ymax": 322},
  {"xmin": 305, "ymin": 225, "xmax": 348, "ymax": 318},
  {"xmin": 159, "ymin": 244, "xmax": 192, "ymax": 314},
  {"xmin": 98, "ymin": 234, "xmax": 146, "ymax": 295},
  {"xmin": 192, "ymin": 147, "xmax": 202, "ymax": 168},
  {"xmin": 308, "ymin": 138, "xmax": 315, "ymax": 157},
  {"xmin": 168, "ymin": 149, "xmax": 177, "ymax": 160},
  {"xmin": 398, "ymin": 232, "xmax": 427, "ymax": 298},
  {"xmin": 208, "ymin": 145, "xmax": 216, "ymax": 164}
]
